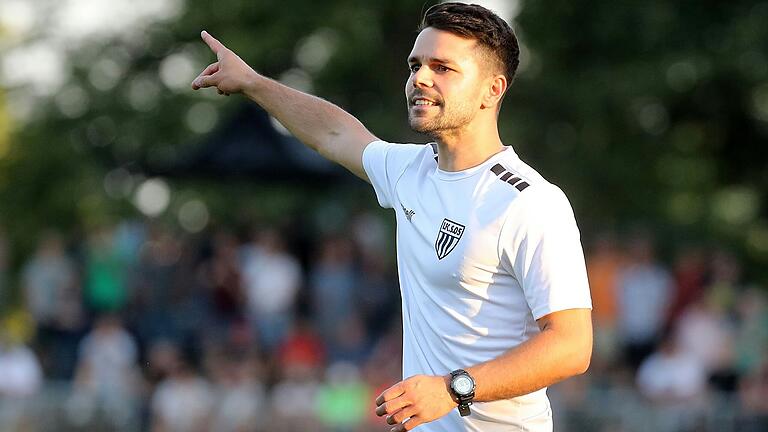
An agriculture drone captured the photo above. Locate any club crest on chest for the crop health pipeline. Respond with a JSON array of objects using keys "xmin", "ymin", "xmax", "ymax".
[{"xmin": 435, "ymin": 218, "xmax": 465, "ymax": 260}]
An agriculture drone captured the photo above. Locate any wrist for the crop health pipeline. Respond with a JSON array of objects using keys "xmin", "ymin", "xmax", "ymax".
[
  {"xmin": 242, "ymin": 70, "xmax": 267, "ymax": 98},
  {"xmin": 443, "ymin": 374, "xmax": 456, "ymax": 403}
]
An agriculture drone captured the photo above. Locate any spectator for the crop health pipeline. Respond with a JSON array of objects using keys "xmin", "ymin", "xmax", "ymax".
[
  {"xmin": 585, "ymin": 232, "xmax": 623, "ymax": 366},
  {"xmin": 269, "ymin": 342, "xmax": 322, "ymax": 432},
  {"xmin": 22, "ymin": 230, "xmax": 85, "ymax": 379},
  {"xmin": 355, "ymin": 252, "xmax": 397, "ymax": 339},
  {"xmin": 68, "ymin": 314, "xmax": 140, "ymax": 430},
  {"xmin": 165, "ymin": 238, "xmax": 216, "ymax": 349},
  {"xmin": 704, "ymin": 249, "xmax": 742, "ymax": 315},
  {"xmin": 617, "ymin": 232, "xmax": 673, "ymax": 369},
  {"xmin": 666, "ymin": 246, "xmax": 707, "ymax": 327},
  {"xmin": 21, "ymin": 230, "xmax": 79, "ymax": 327},
  {"xmin": 310, "ymin": 236, "xmax": 357, "ymax": 343},
  {"xmin": 84, "ymin": 226, "xmax": 130, "ymax": 313},
  {"xmin": 316, "ymin": 362, "xmax": 371, "ymax": 432},
  {"xmin": 327, "ymin": 312, "xmax": 371, "ymax": 365},
  {"xmin": 0, "ymin": 318, "xmax": 43, "ymax": 431},
  {"xmin": 733, "ymin": 288, "xmax": 768, "ymax": 376},
  {"xmin": 150, "ymin": 344, "xmax": 213, "ymax": 432},
  {"xmin": 207, "ymin": 346, "xmax": 266, "ymax": 432},
  {"xmin": 130, "ymin": 225, "xmax": 182, "ymax": 344},
  {"xmin": 636, "ymin": 334, "xmax": 707, "ymax": 432},
  {"xmin": 277, "ymin": 317, "xmax": 326, "ymax": 377},
  {"xmin": 240, "ymin": 227, "xmax": 302, "ymax": 351},
  {"xmin": 205, "ymin": 230, "xmax": 246, "ymax": 330},
  {"xmin": 674, "ymin": 290, "xmax": 735, "ymax": 379}
]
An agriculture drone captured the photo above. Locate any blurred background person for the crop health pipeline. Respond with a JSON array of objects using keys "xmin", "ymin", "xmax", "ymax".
[
  {"xmin": 21, "ymin": 231, "xmax": 77, "ymax": 328},
  {"xmin": 309, "ymin": 236, "xmax": 357, "ymax": 345},
  {"xmin": 240, "ymin": 226, "xmax": 302, "ymax": 351},
  {"xmin": 585, "ymin": 232, "xmax": 623, "ymax": 371},
  {"xmin": 68, "ymin": 314, "xmax": 141, "ymax": 430},
  {"xmin": 636, "ymin": 332, "xmax": 707, "ymax": 432},
  {"xmin": 83, "ymin": 226, "xmax": 132, "ymax": 314},
  {"xmin": 21, "ymin": 230, "xmax": 86, "ymax": 379},
  {"xmin": 0, "ymin": 314, "xmax": 43, "ymax": 432},
  {"xmin": 315, "ymin": 361, "xmax": 371, "ymax": 432},
  {"xmin": 150, "ymin": 343, "xmax": 214, "ymax": 432},
  {"xmin": 205, "ymin": 345, "xmax": 266, "ymax": 432},
  {"xmin": 617, "ymin": 231, "xmax": 673, "ymax": 370}
]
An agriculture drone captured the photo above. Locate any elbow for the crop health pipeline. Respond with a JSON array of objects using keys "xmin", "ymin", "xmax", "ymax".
[
  {"xmin": 573, "ymin": 352, "xmax": 591, "ymax": 375},
  {"xmin": 561, "ymin": 335, "xmax": 592, "ymax": 378},
  {"xmin": 570, "ymin": 339, "xmax": 593, "ymax": 376}
]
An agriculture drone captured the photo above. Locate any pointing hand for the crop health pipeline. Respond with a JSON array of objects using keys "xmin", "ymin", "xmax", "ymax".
[{"xmin": 191, "ymin": 30, "xmax": 256, "ymax": 96}]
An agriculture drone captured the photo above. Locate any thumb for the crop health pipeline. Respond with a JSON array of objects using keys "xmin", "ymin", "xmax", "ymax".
[{"xmin": 192, "ymin": 73, "xmax": 218, "ymax": 90}]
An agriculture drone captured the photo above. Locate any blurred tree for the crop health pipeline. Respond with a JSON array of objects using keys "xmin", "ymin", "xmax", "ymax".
[
  {"xmin": 510, "ymin": 0, "xmax": 768, "ymax": 269},
  {"xmin": 0, "ymin": 0, "xmax": 766, "ymax": 280}
]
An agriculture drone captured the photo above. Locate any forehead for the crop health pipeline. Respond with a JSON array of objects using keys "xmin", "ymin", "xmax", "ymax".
[{"xmin": 408, "ymin": 27, "xmax": 480, "ymax": 65}]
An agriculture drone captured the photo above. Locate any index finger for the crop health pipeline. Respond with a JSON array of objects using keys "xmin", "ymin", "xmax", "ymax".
[
  {"xmin": 201, "ymin": 30, "xmax": 225, "ymax": 56},
  {"xmin": 375, "ymin": 382, "xmax": 405, "ymax": 406}
]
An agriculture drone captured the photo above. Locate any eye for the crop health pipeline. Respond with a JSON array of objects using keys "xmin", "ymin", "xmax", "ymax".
[
  {"xmin": 435, "ymin": 64, "xmax": 450, "ymax": 72},
  {"xmin": 409, "ymin": 64, "xmax": 421, "ymax": 73}
]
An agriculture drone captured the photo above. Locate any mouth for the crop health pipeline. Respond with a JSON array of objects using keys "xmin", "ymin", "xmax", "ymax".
[{"xmin": 410, "ymin": 96, "xmax": 440, "ymax": 109}]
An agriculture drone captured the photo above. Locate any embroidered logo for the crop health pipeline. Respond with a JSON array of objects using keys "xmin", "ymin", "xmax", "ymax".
[
  {"xmin": 435, "ymin": 218, "xmax": 465, "ymax": 259},
  {"xmin": 401, "ymin": 203, "xmax": 415, "ymax": 222}
]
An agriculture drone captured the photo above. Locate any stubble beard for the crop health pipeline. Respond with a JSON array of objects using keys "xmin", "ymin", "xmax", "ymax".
[{"xmin": 408, "ymin": 100, "xmax": 476, "ymax": 139}]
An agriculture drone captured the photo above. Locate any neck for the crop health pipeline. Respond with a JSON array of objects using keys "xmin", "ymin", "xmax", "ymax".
[{"xmin": 433, "ymin": 121, "xmax": 505, "ymax": 171}]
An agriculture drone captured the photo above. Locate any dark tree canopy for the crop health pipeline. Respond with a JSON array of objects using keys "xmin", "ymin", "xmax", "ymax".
[{"xmin": 1, "ymin": 0, "xmax": 766, "ymax": 279}]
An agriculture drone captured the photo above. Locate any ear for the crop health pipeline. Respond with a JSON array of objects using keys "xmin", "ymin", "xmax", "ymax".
[{"xmin": 481, "ymin": 74, "xmax": 508, "ymax": 110}]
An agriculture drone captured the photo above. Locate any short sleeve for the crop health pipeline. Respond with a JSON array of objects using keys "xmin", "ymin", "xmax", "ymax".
[
  {"xmin": 362, "ymin": 140, "xmax": 424, "ymax": 209},
  {"xmin": 499, "ymin": 184, "xmax": 592, "ymax": 320}
]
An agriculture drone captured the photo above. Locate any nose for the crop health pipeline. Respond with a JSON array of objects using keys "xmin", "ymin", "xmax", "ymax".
[{"xmin": 411, "ymin": 66, "xmax": 433, "ymax": 89}]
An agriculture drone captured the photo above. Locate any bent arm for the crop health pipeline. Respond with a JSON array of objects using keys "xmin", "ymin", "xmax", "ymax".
[
  {"xmin": 375, "ymin": 308, "xmax": 592, "ymax": 431},
  {"xmin": 191, "ymin": 31, "xmax": 377, "ymax": 181},
  {"xmin": 467, "ymin": 307, "xmax": 593, "ymax": 401}
]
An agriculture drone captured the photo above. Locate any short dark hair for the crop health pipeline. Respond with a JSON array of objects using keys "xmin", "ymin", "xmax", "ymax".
[{"xmin": 419, "ymin": 2, "xmax": 520, "ymax": 83}]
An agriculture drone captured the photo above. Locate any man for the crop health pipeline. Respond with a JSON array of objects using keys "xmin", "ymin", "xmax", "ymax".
[{"xmin": 192, "ymin": 3, "xmax": 592, "ymax": 431}]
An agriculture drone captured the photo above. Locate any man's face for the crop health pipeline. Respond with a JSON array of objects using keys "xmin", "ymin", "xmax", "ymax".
[{"xmin": 405, "ymin": 27, "xmax": 488, "ymax": 137}]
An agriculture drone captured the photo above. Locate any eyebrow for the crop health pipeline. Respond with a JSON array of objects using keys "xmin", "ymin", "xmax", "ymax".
[{"xmin": 407, "ymin": 56, "xmax": 454, "ymax": 65}]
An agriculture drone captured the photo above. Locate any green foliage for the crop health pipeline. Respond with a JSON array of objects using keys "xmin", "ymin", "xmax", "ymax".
[{"xmin": 0, "ymin": 0, "xmax": 766, "ymax": 278}]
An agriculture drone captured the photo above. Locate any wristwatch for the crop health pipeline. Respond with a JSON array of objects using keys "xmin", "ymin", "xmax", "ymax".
[{"xmin": 449, "ymin": 369, "xmax": 476, "ymax": 417}]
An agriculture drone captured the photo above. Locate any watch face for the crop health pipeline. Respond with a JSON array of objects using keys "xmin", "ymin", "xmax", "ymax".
[{"xmin": 453, "ymin": 375, "xmax": 473, "ymax": 395}]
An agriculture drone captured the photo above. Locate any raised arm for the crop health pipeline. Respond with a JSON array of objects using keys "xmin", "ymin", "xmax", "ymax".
[{"xmin": 191, "ymin": 31, "xmax": 377, "ymax": 181}]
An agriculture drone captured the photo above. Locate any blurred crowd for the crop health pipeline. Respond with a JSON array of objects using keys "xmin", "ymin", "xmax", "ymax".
[
  {"xmin": 557, "ymin": 230, "xmax": 768, "ymax": 431},
  {"xmin": 0, "ymin": 213, "xmax": 400, "ymax": 432},
  {"xmin": 1, "ymin": 218, "xmax": 767, "ymax": 432}
]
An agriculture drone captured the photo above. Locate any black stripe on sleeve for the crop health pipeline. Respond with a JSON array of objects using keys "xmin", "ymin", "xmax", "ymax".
[
  {"xmin": 490, "ymin": 164, "xmax": 505, "ymax": 176},
  {"xmin": 490, "ymin": 163, "xmax": 530, "ymax": 193}
]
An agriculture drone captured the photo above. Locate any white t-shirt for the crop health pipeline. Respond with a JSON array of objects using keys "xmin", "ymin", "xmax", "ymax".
[{"xmin": 362, "ymin": 140, "xmax": 592, "ymax": 431}]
